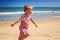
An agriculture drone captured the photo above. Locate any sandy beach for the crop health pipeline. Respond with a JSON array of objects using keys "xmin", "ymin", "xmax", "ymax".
[{"xmin": 0, "ymin": 18, "xmax": 60, "ymax": 40}]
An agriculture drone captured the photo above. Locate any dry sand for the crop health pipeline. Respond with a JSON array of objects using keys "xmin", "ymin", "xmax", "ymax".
[{"xmin": 0, "ymin": 18, "xmax": 60, "ymax": 40}]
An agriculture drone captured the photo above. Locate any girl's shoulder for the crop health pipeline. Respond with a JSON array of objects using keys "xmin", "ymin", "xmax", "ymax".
[
  {"xmin": 20, "ymin": 14, "xmax": 26, "ymax": 20},
  {"xmin": 21, "ymin": 14, "xmax": 26, "ymax": 18}
]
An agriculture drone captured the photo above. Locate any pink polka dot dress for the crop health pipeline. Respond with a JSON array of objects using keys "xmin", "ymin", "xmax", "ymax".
[{"xmin": 19, "ymin": 14, "xmax": 33, "ymax": 36}]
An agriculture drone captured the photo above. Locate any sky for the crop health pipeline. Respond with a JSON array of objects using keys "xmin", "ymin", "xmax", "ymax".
[{"xmin": 0, "ymin": 0, "xmax": 60, "ymax": 7}]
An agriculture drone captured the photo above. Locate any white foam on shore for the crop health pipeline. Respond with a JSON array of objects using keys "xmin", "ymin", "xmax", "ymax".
[
  {"xmin": 54, "ymin": 11, "xmax": 60, "ymax": 13},
  {"xmin": 0, "ymin": 12, "xmax": 24, "ymax": 15},
  {"xmin": 52, "ymin": 16, "xmax": 60, "ymax": 18},
  {"xmin": 32, "ymin": 11, "xmax": 53, "ymax": 13},
  {"xmin": 0, "ymin": 11, "xmax": 60, "ymax": 15}
]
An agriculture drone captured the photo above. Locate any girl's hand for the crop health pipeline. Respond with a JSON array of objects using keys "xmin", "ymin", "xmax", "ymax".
[
  {"xmin": 11, "ymin": 24, "xmax": 14, "ymax": 27},
  {"xmin": 35, "ymin": 24, "xmax": 38, "ymax": 28}
]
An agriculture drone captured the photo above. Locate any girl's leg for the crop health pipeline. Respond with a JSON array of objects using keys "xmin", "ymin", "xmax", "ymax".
[
  {"xmin": 18, "ymin": 33, "xmax": 29, "ymax": 40},
  {"xmin": 18, "ymin": 35, "xmax": 23, "ymax": 40},
  {"xmin": 22, "ymin": 29, "xmax": 29, "ymax": 39},
  {"xmin": 18, "ymin": 31, "xmax": 24, "ymax": 40},
  {"xmin": 22, "ymin": 34, "xmax": 29, "ymax": 39}
]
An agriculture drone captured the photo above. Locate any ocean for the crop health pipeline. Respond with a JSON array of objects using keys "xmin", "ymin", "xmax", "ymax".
[{"xmin": 0, "ymin": 7, "xmax": 60, "ymax": 22}]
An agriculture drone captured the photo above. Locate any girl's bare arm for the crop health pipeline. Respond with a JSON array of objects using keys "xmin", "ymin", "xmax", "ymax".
[
  {"xmin": 30, "ymin": 19, "xmax": 38, "ymax": 27},
  {"xmin": 11, "ymin": 18, "xmax": 20, "ymax": 26}
]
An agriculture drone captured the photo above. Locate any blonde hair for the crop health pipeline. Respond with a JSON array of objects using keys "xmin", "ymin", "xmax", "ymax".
[{"xmin": 24, "ymin": 5, "xmax": 32, "ymax": 11}]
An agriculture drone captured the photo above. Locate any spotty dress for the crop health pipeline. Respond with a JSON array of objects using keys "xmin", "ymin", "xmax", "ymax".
[{"xmin": 19, "ymin": 14, "xmax": 33, "ymax": 36}]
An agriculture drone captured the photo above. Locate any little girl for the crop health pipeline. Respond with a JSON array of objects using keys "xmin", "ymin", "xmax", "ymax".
[{"xmin": 11, "ymin": 5, "xmax": 38, "ymax": 40}]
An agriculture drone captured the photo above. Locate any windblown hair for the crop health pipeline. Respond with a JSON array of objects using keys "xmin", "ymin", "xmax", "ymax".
[{"xmin": 24, "ymin": 5, "xmax": 32, "ymax": 11}]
